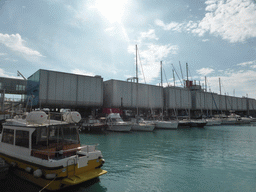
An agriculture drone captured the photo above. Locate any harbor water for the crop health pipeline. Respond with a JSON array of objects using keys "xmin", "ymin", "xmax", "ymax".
[{"xmin": 2, "ymin": 124, "xmax": 256, "ymax": 192}]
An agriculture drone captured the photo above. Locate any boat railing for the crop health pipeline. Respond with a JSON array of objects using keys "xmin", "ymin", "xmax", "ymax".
[{"xmin": 31, "ymin": 144, "xmax": 98, "ymax": 160}]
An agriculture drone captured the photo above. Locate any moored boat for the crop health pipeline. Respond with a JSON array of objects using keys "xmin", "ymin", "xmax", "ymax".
[
  {"xmin": 131, "ymin": 116, "xmax": 155, "ymax": 132},
  {"xmin": 205, "ymin": 118, "xmax": 222, "ymax": 126},
  {"xmin": 178, "ymin": 119, "xmax": 191, "ymax": 128},
  {"xmin": 106, "ymin": 113, "xmax": 132, "ymax": 132},
  {"xmin": 190, "ymin": 119, "xmax": 207, "ymax": 128},
  {"xmin": 0, "ymin": 157, "xmax": 9, "ymax": 180},
  {"xmin": 81, "ymin": 116, "xmax": 107, "ymax": 132},
  {"xmin": 154, "ymin": 120, "xmax": 178, "ymax": 129},
  {"xmin": 0, "ymin": 110, "xmax": 107, "ymax": 191}
]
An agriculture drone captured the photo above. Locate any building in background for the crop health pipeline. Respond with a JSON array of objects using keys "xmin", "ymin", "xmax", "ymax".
[{"xmin": 26, "ymin": 69, "xmax": 103, "ymax": 116}]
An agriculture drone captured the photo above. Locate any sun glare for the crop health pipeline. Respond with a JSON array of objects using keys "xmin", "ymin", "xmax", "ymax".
[{"xmin": 95, "ymin": 0, "xmax": 128, "ymax": 23}]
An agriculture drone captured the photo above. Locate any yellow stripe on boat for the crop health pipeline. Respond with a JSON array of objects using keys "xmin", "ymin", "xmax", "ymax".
[{"xmin": 61, "ymin": 169, "xmax": 107, "ymax": 185}]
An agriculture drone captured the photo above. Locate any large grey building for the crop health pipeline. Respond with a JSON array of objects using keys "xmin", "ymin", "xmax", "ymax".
[
  {"xmin": 103, "ymin": 79, "xmax": 163, "ymax": 110},
  {"xmin": 27, "ymin": 69, "xmax": 103, "ymax": 109}
]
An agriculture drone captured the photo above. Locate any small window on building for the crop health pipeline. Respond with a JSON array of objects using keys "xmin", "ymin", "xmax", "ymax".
[
  {"xmin": 0, "ymin": 82, "xmax": 2, "ymax": 89},
  {"xmin": 15, "ymin": 130, "xmax": 29, "ymax": 148},
  {"xmin": 16, "ymin": 85, "xmax": 19, "ymax": 91},
  {"xmin": 2, "ymin": 129, "xmax": 14, "ymax": 144}
]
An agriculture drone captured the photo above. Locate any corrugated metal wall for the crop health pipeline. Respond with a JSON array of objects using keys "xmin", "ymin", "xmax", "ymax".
[
  {"xmin": 248, "ymin": 99, "xmax": 256, "ymax": 110},
  {"xmin": 164, "ymin": 87, "xmax": 191, "ymax": 110},
  {"xmin": 26, "ymin": 69, "xmax": 256, "ymax": 113},
  {"xmin": 38, "ymin": 70, "xmax": 103, "ymax": 107},
  {"xmin": 103, "ymin": 80, "xmax": 163, "ymax": 109}
]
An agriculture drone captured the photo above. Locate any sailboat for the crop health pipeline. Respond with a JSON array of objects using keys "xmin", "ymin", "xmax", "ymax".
[
  {"xmin": 128, "ymin": 45, "xmax": 156, "ymax": 131},
  {"xmin": 153, "ymin": 61, "xmax": 179, "ymax": 129},
  {"xmin": 131, "ymin": 116, "xmax": 155, "ymax": 131}
]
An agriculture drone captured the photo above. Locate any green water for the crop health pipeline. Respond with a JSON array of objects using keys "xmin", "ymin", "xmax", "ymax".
[{"xmin": 3, "ymin": 125, "xmax": 256, "ymax": 191}]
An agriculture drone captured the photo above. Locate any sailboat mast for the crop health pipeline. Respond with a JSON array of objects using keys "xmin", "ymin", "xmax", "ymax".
[
  {"xmin": 186, "ymin": 63, "xmax": 188, "ymax": 82},
  {"xmin": 136, "ymin": 45, "xmax": 138, "ymax": 83},
  {"xmin": 160, "ymin": 61, "xmax": 163, "ymax": 87},
  {"xmin": 173, "ymin": 69, "xmax": 175, "ymax": 87},
  {"xmin": 219, "ymin": 77, "xmax": 221, "ymax": 95},
  {"xmin": 205, "ymin": 76, "xmax": 207, "ymax": 92},
  {"xmin": 136, "ymin": 45, "xmax": 138, "ymax": 115},
  {"xmin": 179, "ymin": 61, "xmax": 184, "ymax": 87}
]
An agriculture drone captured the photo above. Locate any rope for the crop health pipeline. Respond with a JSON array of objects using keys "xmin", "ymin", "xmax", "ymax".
[
  {"xmin": 39, "ymin": 176, "xmax": 57, "ymax": 192},
  {"xmin": 163, "ymin": 68, "xmax": 169, "ymax": 87},
  {"xmin": 171, "ymin": 64, "xmax": 183, "ymax": 87}
]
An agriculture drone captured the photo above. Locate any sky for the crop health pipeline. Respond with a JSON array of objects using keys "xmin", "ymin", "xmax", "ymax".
[{"xmin": 0, "ymin": 0, "xmax": 256, "ymax": 99}]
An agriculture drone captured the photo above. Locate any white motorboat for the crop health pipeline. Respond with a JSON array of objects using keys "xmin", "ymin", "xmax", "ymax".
[
  {"xmin": 81, "ymin": 116, "xmax": 107, "ymax": 132},
  {"xmin": 0, "ymin": 110, "xmax": 107, "ymax": 190},
  {"xmin": 106, "ymin": 113, "xmax": 132, "ymax": 132},
  {"xmin": 131, "ymin": 116, "xmax": 155, "ymax": 132}
]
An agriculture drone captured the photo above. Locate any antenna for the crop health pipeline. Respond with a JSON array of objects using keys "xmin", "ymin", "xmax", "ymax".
[{"xmin": 17, "ymin": 70, "xmax": 27, "ymax": 80}]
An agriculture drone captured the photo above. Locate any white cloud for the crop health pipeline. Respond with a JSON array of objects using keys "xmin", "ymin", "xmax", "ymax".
[
  {"xmin": 206, "ymin": 69, "xmax": 256, "ymax": 98},
  {"xmin": 195, "ymin": 0, "xmax": 256, "ymax": 42},
  {"xmin": 0, "ymin": 53, "xmax": 7, "ymax": 56},
  {"xmin": 71, "ymin": 69, "xmax": 95, "ymax": 77},
  {"xmin": 104, "ymin": 24, "xmax": 130, "ymax": 41},
  {"xmin": 0, "ymin": 68, "xmax": 22, "ymax": 79},
  {"xmin": 140, "ymin": 29, "xmax": 159, "ymax": 40},
  {"xmin": 0, "ymin": 33, "xmax": 43, "ymax": 57},
  {"xmin": 155, "ymin": 19, "xmax": 184, "ymax": 32},
  {"xmin": 202, "ymin": 39, "xmax": 209, "ymax": 42},
  {"xmin": 237, "ymin": 60, "xmax": 256, "ymax": 66},
  {"xmin": 197, "ymin": 68, "xmax": 215, "ymax": 76},
  {"xmin": 156, "ymin": 0, "xmax": 256, "ymax": 43},
  {"xmin": 4, "ymin": 58, "xmax": 18, "ymax": 62}
]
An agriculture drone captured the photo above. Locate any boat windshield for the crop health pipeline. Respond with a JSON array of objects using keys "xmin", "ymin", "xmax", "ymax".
[
  {"xmin": 32, "ymin": 125, "xmax": 79, "ymax": 150},
  {"xmin": 111, "ymin": 118, "xmax": 124, "ymax": 123}
]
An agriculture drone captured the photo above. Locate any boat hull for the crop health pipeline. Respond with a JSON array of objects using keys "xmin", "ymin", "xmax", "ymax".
[
  {"xmin": 155, "ymin": 121, "xmax": 178, "ymax": 129},
  {"xmin": 107, "ymin": 124, "xmax": 132, "ymax": 132},
  {"xmin": 131, "ymin": 124, "xmax": 155, "ymax": 132},
  {"xmin": 0, "ymin": 153, "xmax": 107, "ymax": 191},
  {"xmin": 81, "ymin": 124, "xmax": 107, "ymax": 132}
]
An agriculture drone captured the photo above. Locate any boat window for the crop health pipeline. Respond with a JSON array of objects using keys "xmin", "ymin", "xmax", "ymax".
[
  {"xmin": 116, "ymin": 118, "xmax": 124, "ymax": 122},
  {"xmin": 2, "ymin": 129, "xmax": 14, "ymax": 144},
  {"xmin": 15, "ymin": 130, "xmax": 29, "ymax": 148},
  {"xmin": 62, "ymin": 127, "xmax": 79, "ymax": 143},
  {"xmin": 31, "ymin": 126, "xmax": 79, "ymax": 149}
]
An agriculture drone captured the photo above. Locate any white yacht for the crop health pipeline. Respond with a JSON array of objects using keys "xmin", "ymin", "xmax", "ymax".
[
  {"xmin": 106, "ymin": 113, "xmax": 132, "ymax": 132},
  {"xmin": 221, "ymin": 114, "xmax": 238, "ymax": 125},
  {"xmin": 131, "ymin": 116, "xmax": 155, "ymax": 132},
  {"xmin": 154, "ymin": 120, "xmax": 179, "ymax": 129},
  {"xmin": 0, "ymin": 111, "xmax": 107, "ymax": 191}
]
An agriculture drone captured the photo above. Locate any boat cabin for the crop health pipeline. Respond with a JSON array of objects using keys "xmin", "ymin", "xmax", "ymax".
[{"xmin": 1, "ymin": 119, "xmax": 81, "ymax": 160}]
